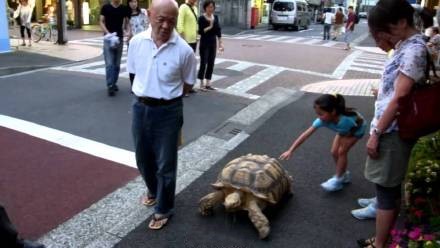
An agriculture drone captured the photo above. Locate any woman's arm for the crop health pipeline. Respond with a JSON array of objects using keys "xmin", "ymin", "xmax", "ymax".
[{"xmin": 367, "ymin": 72, "xmax": 415, "ymax": 158}]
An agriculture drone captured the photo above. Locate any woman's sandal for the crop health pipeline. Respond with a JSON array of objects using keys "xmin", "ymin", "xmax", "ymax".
[
  {"xmin": 205, "ymin": 85, "xmax": 216, "ymax": 91},
  {"xmin": 141, "ymin": 196, "xmax": 156, "ymax": 206},
  {"xmin": 357, "ymin": 237, "xmax": 375, "ymax": 247},
  {"xmin": 148, "ymin": 214, "xmax": 169, "ymax": 230}
]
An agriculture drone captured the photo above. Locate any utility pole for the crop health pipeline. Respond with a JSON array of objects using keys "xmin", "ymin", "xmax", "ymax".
[{"xmin": 57, "ymin": 0, "xmax": 68, "ymax": 44}]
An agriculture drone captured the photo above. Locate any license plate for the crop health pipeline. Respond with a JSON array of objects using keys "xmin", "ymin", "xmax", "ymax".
[{"xmin": 277, "ymin": 16, "xmax": 287, "ymax": 21}]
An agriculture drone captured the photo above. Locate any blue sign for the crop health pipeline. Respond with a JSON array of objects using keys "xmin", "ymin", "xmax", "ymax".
[{"xmin": 0, "ymin": 2, "xmax": 11, "ymax": 53}]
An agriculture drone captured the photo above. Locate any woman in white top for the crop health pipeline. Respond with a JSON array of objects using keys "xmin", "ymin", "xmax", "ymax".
[
  {"xmin": 127, "ymin": 0, "xmax": 149, "ymax": 88},
  {"xmin": 14, "ymin": 0, "xmax": 32, "ymax": 46}
]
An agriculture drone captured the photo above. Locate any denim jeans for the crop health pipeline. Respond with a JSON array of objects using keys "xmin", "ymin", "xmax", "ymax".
[
  {"xmin": 132, "ymin": 99, "xmax": 183, "ymax": 215},
  {"xmin": 344, "ymin": 29, "xmax": 353, "ymax": 45},
  {"xmin": 323, "ymin": 24, "xmax": 331, "ymax": 40},
  {"xmin": 103, "ymin": 39, "xmax": 123, "ymax": 87}
]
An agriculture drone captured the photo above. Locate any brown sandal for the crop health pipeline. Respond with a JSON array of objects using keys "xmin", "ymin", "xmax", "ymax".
[
  {"xmin": 148, "ymin": 214, "xmax": 169, "ymax": 230},
  {"xmin": 141, "ymin": 196, "xmax": 156, "ymax": 206}
]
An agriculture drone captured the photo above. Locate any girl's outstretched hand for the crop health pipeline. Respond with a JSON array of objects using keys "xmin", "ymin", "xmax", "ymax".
[{"xmin": 279, "ymin": 151, "xmax": 292, "ymax": 160}]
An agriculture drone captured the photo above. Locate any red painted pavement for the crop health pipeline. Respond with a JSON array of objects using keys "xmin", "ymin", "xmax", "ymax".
[{"xmin": 0, "ymin": 126, "xmax": 138, "ymax": 239}]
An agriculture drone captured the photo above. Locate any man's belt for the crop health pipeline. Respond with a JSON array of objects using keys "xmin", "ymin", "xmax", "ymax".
[{"xmin": 137, "ymin": 96, "xmax": 182, "ymax": 106}]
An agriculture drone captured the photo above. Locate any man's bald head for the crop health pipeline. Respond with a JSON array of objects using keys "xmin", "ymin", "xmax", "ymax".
[
  {"xmin": 148, "ymin": 0, "xmax": 179, "ymax": 44},
  {"xmin": 150, "ymin": 0, "xmax": 178, "ymax": 13}
]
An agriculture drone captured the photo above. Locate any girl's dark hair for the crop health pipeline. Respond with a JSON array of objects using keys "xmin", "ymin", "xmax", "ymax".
[
  {"xmin": 314, "ymin": 94, "xmax": 356, "ymax": 116},
  {"xmin": 203, "ymin": 0, "xmax": 215, "ymax": 11},
  {"xmin": 128, "ymin": 0, "xmax": 140, "ymax": 14},
  {"xmin": 367, "ymin": 0, "xmax": 414, "ymax": 34}
]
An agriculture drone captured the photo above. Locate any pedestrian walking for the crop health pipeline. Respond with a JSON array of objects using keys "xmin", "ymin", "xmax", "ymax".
[
  {"xmin": 99, "ymin": 0, "xmax": 130, "ymax": 97},
  {"xmin": 332, "ymin": 8, "xmax": 344, "ymax": 40},
  {"xmin": 127, "ymin": 0, "xmax": 149, "ymax": 88},
  {"xmin": 14, "ymin": 0, "xmax": 32, "ymax": 47},
  {"xmin": 357, "ymin": 0, "xmax": 428, "ymax": 247},
  {"xmin": 344, "ymin": 6, "xmax": 356, "ymax": 50},
  {"xmin": 0, "ymin": 203, "xmax": 45, "ymax": 248},
  {"xmin": 279, "ymin": 94, "xmax": 366, "ymax": 192},
  {"xmin": 126, "ymin": 0, "xmax": 197, "ymax": 230},
  {"xmin": 322, "ymin": 9, "xmax": 334, "ymax": 40},
  {"xmin": 197, "ymin": 0, "xmax": 223, "ymax": 91}
]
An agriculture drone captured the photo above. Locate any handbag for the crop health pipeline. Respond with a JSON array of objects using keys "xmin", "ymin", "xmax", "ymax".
[
  {"xmin": 14, "ymin": 6, "xmax": 21, "ymax": 26},
  {"xmin": 396, "ymin": 51, "xmax": 440, "ymax": 140}
]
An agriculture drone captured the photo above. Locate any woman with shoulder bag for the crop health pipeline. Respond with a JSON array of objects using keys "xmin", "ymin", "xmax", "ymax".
[{"xmin": 357, "ymin": 0, "xmax": 429, "ymax": 247}]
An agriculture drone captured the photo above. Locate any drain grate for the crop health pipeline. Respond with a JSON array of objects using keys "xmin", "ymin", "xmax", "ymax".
[
  {"xmin": 229, "ymin": 128, "xmax": 242, "ymax": 135},
  {"xmin": 211, "ymin": 122, "xmax": 246, "ymax": 140}
]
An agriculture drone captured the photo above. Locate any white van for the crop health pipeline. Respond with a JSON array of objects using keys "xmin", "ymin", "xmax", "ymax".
[{"xmin": 270, "ymin": 0, "xmax": 311, "ymax": 30}]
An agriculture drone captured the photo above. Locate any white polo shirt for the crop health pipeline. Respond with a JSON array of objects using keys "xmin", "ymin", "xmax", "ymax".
[{"xmin": 126, "ymin": 28, "xmax": 197, "ymax": 100}]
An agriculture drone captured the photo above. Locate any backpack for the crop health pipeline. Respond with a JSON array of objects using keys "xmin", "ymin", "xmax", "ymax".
[{"xmin": 354, "ymin": 14, "xmax": 359, "ymax": 24}]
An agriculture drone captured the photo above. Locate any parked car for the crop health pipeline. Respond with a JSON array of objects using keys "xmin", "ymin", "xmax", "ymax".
[
  {"xmin": 358, "ymin": 11, "xmax": 368, "ymax": 18},
  {"xmin": 269, "ymin": 0, "xmax": 311, "ymax": 30}
]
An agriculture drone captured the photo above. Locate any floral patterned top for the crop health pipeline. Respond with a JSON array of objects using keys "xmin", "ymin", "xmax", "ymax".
[
  {"xmin": 370, "ymin": 34, "xmax": 427, "ymax": 134},
  {"xmin": 130, "ymin": 9, "xmax": 149, "ymax": 35}
]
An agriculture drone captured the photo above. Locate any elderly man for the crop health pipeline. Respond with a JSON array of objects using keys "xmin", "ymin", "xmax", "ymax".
[{"xmin": 126, "ymin": 0, "xmax": 197, "ymax": 230}]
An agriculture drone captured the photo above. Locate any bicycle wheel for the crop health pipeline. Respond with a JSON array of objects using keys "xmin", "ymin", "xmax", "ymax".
[{"xmin": 31, "ymin": 24, "xmax": 43, "ymax": 42}]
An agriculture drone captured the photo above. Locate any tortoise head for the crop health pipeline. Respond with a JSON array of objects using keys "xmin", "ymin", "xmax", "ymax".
[{"xmin": 224, "ymin": 190, "xmax": 243, "ymax": 211}]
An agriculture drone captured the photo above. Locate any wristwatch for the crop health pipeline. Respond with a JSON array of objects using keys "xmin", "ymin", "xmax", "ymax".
[{"xmin": 372, "ymin": 128, "xmax": 383, "ymax": 137}]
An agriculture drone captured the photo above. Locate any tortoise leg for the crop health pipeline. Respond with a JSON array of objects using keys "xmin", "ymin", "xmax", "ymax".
[
  {"xmin": 247, "ymin": 199, "xmax": 270, "ymax": 239},
  {"xmin": 199, "ymin": 191, "xmax": 225, "ymax": 216}
]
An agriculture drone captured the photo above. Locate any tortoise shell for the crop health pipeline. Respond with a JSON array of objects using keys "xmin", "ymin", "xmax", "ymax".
[{"xmin": 212, "ymin": 154, "xmax": 292, "ymax": 204}]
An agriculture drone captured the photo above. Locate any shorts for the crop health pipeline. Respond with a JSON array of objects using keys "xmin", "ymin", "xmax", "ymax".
[
  {"xmin": 364, "ymin": 132, "xmax": 415, "ymax": 187},
  {"xmin": 376, "ymin": 184, "xmax": 401, "ymax": 210}
]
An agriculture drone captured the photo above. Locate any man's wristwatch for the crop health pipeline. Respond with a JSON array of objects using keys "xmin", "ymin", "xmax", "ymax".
[{"xmin": 372, "ymin": 128, "xmax": 383, "ymax": 137}]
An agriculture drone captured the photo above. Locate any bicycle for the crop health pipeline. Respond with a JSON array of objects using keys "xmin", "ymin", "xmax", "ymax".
[{"xmin": 31, "ymin": 19, "xmax": 58, "ymax": 43}]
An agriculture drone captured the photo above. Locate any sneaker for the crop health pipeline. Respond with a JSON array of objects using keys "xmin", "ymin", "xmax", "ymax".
[
  {"xmin": 351, "ymin": 203, "xmax": 377, "ymax": 220},
  {"xmin": 113, "ymin": 84, "xmax": 119, "ymax": 92},
  {"xmin": 320, "ymin": 176, "xmax": 344, "ymax": 192},
  {"xmin": 341, "ymin": 171, "xmax": 351, "ymax": 184},
  {"xmin": 358, "ymin": 197, "xmax": 377, "ymax": 208},
  {"xmin": 107, "ymin": 86, "xmax": 115, "ymax": 97}
]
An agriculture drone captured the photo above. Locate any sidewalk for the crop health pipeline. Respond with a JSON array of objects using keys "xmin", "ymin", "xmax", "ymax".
[
  {"xmin": 1, "ymin": 29, "xmax": 102, "ymax": 76},
  {"xmin": 115, "ymin": 91, "xmax": 376, "ymax": 248}
]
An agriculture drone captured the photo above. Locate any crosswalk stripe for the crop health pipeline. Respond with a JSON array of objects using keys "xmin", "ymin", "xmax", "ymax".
[
  {"xmin": 252, "ymin": 35, "xmax": 276, "ymax": 40},
  {"xmin": 226, "ymin": 67, "xmax": 284, "ymax": 93},
  {"xmin": 350, "ymin": 66, "xmax": 383, "ymax": 74},
  {"xmin": 233, "ymin": 34, "xmax": 260, "ymax": 39},
  {"xmin": 226, "ymin": 61, "xmax": 254, "ymax": 71},
  {"xmin": 321, "ymin": 41, "xmax": 338, "ymax": 47},
  {"xmin": 266, "ymin": 36, "xmax": 291, "ymax": 41},
  {"xmin": 300, "ymin": 39, "xmax": 321, "ymax": 45},
  {"xmin": 354, "ymin": 59, "xmax": 385, "ymax": 65},
  {"xmin": 351, "ymin": 62, "xmax": 384, "ymax": 70},
  {"xmin": 282, "ymin": 37, "xmax": 304, "ymax": 43}
]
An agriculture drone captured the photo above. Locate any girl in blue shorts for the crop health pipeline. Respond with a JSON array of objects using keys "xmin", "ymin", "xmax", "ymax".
[{"xmin": 279, "ymin": 94, "xmax": 366, "ymax": 192}]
